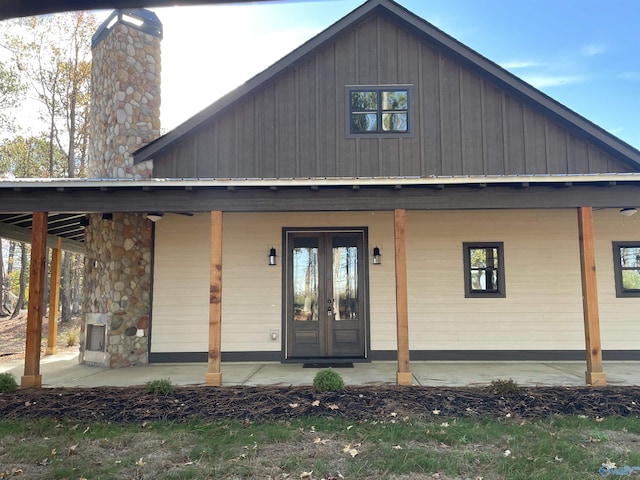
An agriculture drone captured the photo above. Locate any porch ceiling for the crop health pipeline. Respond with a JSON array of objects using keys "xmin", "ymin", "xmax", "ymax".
[{"xmin": 0, "ymin": 213, "xmax": 86, "ymax": 253}]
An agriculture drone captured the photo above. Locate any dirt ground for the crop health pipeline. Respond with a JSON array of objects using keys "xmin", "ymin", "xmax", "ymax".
[
  {"xmin": 0, "ymin": 312, "xmax": 81, "ymax": 364},
  {"xmin": 2, "ymin": 313, "xmax": 640, "ymax": 423}
]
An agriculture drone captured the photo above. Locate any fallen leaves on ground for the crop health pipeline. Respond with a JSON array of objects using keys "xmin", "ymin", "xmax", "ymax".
[{"xmin": 2, "ymin": 385, "xmax": 640, "ymax": 423}]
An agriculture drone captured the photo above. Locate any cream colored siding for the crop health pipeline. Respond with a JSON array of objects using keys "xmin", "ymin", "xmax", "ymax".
[
  {"xmin": 150, "ymin": 208, "xmax": 640, "ymax": 356},
  {"xmin": 593, "ymin": 209, "xmax": 640, "ymax": 350},
  {"xmin": 406, "ymin": 210, "xmax": 585, "ymax": 351},
  {"xmin": 151, "ymin": 211, "xmax": 397, "ymax": 354},
  {"xmin": 221, "ymin": 211, "xmax": 397, "ymax": 352},
  {"xmin": 151, "ymin": 213, "xmax": 210, "ymax": 353}
]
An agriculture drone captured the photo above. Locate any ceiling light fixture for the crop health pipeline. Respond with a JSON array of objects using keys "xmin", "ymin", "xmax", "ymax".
[{"xmin": 146, "ymin": 213, "xmax": 164, "ymax": 222}]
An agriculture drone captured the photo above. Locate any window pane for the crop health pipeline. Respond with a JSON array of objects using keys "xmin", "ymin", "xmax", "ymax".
[
  {"xmin": 382, "ymin": 113, "xmax": 407, "ymax": 131},
  {"xmin": 488, "ymin": 269, "xmax": 498, "ymax": 290},
  {"xmin": 351, "ymin": 113, "xmax": 377, "ymax": 132},
  {"xmin": 351, "ymin": 91, "xmax": 377, "ymax": 111},
  {"xmin": 465, "ymin": 244, "xmax": 503, "ymax": 296},
  {"xmin": 620, "ymin": 247, "xmax": 640, "ymax": 267},
  {"xmin": 622, "ymin": 270, "xmax": 640, "ymax": 290},
  {"xmin": 470, "ymin": 248, "xmax": 486, "ymax": 268},
  {"xmin": 470, "ymin": 270, "xmax": 485, "ymax": 291},
  {"xmin": 470, "ymin": 248, "xmax": 498, "ymax": 268},
  {"xmin": 382, "ymin": 90, "xmax": 407, "ymax": 110},
  {"xmin": 293, "ymin": 242, "xmax": 318, "ymax": 322}
]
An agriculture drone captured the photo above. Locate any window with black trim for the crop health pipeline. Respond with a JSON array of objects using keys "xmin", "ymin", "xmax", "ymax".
[
  {"xmin": 349, "ymin": 88, "xmax": 409, "ymax": 134},
  {"xmin": 613, "ymin": 242, "xmax": 640, "ymax": 297},
  {"xmin": 463, "ymin": 242, "xmax": 505, "ymax": 298}
]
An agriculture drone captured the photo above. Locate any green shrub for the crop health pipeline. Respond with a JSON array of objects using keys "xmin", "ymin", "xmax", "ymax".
[
  {"xmin": 146, "ymin": 378, "xmax": 174, "ymax": 396},
  {"xmin": 313, "ymin": 368, "xmax": 345, "ymax": 392},
  {"xmin": 489, "ymin": 378, "xmax": 520, "ymax": 395},
  {"xmin": 0, "ymin": 373, "xmax": 19, "ymax": 393}
]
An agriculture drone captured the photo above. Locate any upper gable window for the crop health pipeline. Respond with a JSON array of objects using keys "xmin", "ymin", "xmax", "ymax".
[{"xmin": 348, "ymin": 87, "xmax": 410, "ymax": 135}]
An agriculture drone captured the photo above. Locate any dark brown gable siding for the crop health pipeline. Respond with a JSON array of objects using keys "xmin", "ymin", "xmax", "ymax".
[{"xmin": 151, "ymin": 14, "xmax": 635, "ymax": 179}]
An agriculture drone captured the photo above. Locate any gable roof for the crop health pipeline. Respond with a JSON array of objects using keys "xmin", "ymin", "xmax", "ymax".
[{"xmin": 134, "ymin": 0, "xmax": 640, "ymax": 170}]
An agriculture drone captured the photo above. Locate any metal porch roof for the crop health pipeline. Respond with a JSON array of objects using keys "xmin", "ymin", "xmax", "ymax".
[{"xmin": 1, "ymin": 173, "xmax": 639, "ymax": 254}]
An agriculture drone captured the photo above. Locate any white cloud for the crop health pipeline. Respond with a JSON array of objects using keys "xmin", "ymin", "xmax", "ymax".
[
  {"xmin": 618, "ymin": 72, "xmax": 640, "ymax": 81},
  {"xmin": 521, "ymin": 75, "xmax": 588, "ymax": 88},
  {"xmin": 500, "ymin": 60, "xmax": 544, "ymax": 69},
  {"xmin": 580, "ymin": 43, "xmax": 606, "ymax": 56}
]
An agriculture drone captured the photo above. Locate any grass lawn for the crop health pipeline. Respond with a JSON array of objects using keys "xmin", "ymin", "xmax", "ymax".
[{"xmin": 1, "ymin": 415, "xmax": 639, "ymax": 479}]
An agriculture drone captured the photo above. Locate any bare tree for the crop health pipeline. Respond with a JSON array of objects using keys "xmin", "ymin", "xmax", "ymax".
[
  {"xmin": 3, "ymin": 14, "xmax": 94, "ymax": 321},
  {"xmin": 7, "ymin": 11, "xmax": 96, "ymax": 178},
  {"xmin": 0, "ymin": 239, "xmax": 4, "ymax": 316},
  {"xmin": 11, "ymin": 242, "xmax": 27, "ymax": 318}
]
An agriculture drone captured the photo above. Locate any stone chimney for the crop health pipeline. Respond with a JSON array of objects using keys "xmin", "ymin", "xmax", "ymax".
[
  {"xmin": 82, "ymin": 10, "xmax": 162, "ymax": 368},
  {"xmin": 88, "ymin": 9, "xmax": 162, "ymax": 179}
]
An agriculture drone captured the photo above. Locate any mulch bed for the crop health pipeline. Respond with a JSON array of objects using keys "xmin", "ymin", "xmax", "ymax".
[{"xmin": 1, "ymin": 385, "xmax": 640, "ymax": 423}]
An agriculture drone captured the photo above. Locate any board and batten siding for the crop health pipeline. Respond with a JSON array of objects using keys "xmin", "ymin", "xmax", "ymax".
[
  {"xmin": 151, "ymin": 14, "xmax": 632, "ymax": 180},
  {"xmin": 150, "ymin": 209, "xmax": 639, "ymax": 355}
]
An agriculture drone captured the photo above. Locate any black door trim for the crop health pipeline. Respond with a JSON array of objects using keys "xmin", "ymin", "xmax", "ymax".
[{"xmin": 282, "ymin": 226, "xmax": 371, "ymax": 362}]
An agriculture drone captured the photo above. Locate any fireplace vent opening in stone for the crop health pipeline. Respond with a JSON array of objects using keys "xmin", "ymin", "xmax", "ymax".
[{"xmin": 86, "ymin": 324, "xmax": 106, "ymax": 352}]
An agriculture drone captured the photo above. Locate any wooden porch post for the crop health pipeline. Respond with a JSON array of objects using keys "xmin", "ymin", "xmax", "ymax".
[
  {"xmin": 21, "ymin": 212, "xmax": 48, "ymax": 388},
  {"xmin": 394, "ymin": 209, "xmax": 412, "ymax": 385},
  {"xmin": 577, "ymin": 207, "xmax": 606, "ymax": 386},
  {"xmin": 206, "ymin": 210, "xmax": 223, "ymax": 386},
  {"xmin": 45, "ymin": 237, "xmax": 62, "ymax": 355}
]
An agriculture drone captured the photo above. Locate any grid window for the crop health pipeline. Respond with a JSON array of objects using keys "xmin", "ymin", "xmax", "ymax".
[
  {"xmin": 349, "ymin": 88, "xmax": 409, "ymax": 134},
  {"xmin": 463, "ymin": 242, "xmax": 506, "ymax": 298},
  {"xmin": 613, "ymin": 242, "xmax": 640, "ymax": 297}
]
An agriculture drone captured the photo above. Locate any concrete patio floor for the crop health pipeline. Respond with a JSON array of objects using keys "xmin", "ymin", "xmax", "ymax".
[{"xmin": 1, "ymin": 353, "xmax": 639, "ymax": 388}]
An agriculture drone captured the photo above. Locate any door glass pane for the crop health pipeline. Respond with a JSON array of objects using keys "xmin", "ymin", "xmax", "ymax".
[
  {"xmin": 332, "ymin": 237, "xmax": 358, "ymax": 321},
  {"xmin": 293, "ymin": 238, "xmax": 318, "ymax": 321}
]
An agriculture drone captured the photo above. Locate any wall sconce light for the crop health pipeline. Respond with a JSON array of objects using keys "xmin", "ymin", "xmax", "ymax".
[
  {"xmin": 269, "ymin": 247, "xmax": 277, "ymax": 266},
  {"xmin": 146, "ymin": 212, "xmax": 164, "ymax": 222},
  {"xmin": 620, "ymin": 208, "xmax": 637, "ymax": 217},
  {"xmin": 373, "ymin": 246, "xmax": 382, "ymax": 265}
]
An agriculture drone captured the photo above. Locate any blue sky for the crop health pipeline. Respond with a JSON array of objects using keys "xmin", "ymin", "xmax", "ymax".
[{"xmin": 147, "ymin": 0, "xmax": 640, "ymax": 149}]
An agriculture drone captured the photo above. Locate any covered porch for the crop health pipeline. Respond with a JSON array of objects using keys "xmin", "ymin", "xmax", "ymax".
[
  {"xmin": 1, "ymin": 175, "xmax": 639, "ymax": 388},
  {"xmin": 1, "ymin": 352, "xmax": 639, "ymax": 388}
]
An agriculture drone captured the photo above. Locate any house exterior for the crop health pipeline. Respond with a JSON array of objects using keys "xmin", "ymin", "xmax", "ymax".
[
  {"xmin": 126, "ymin": 0, "xmax": 640, "ymax": 386},
  {"xmin": 1, "ymin": 0, "xmax": 639, "ymax": 387}
]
